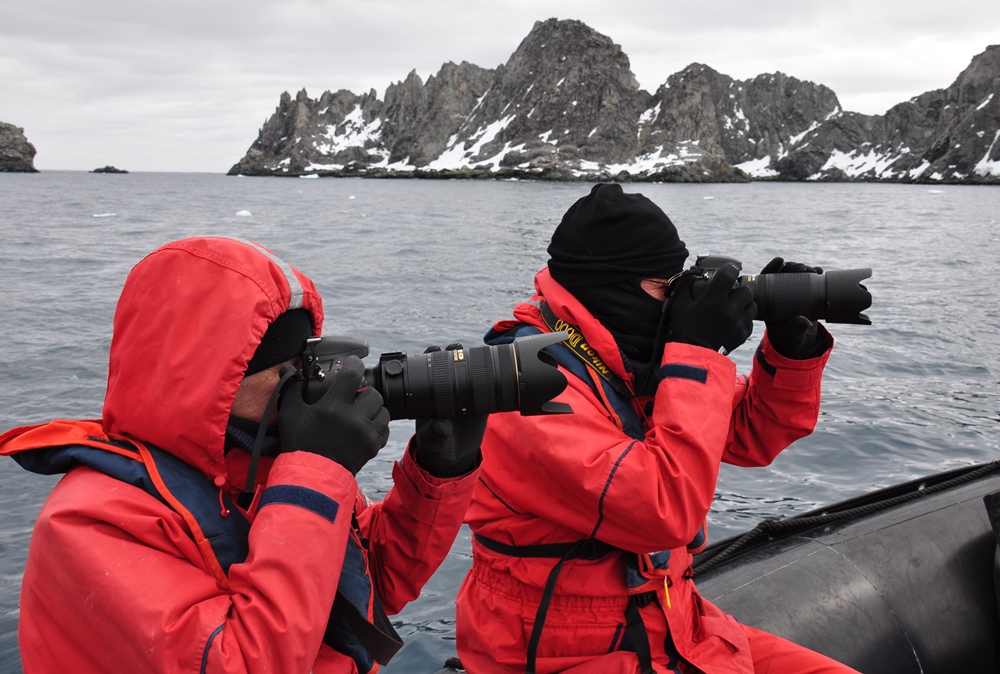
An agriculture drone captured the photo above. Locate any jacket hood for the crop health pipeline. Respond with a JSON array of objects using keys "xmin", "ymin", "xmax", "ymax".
[{"xmin": 102, "ymin": 237, "xmax": 323, "ymax": 481}]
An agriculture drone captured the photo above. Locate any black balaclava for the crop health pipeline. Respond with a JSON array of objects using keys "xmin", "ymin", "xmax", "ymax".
[{"xmin": 547, "ymin": 184, "xmax": 688, "ymax": 362}]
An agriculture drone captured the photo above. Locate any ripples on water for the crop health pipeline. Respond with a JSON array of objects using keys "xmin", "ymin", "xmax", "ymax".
[{"xmin": 0, "ymin": 174, "xmax": 997, "ymax": 671}]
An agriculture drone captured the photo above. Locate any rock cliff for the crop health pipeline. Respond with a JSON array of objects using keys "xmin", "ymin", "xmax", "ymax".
[
  {"xmin": 773, "ymin": 44, "xmax": 1000, "ymax": 182},
  {"xmin": 229, "ymin": 19, "xmax": 1000, "ymax": 184},
  {"xmin": 0, "ymin": 122, "xmax": 38, "ymax": 173}
]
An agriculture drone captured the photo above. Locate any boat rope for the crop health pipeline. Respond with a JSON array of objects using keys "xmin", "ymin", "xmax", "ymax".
[{"xmin": 693, "ymin": 460, "xmax": 1000, "ymax": 576}]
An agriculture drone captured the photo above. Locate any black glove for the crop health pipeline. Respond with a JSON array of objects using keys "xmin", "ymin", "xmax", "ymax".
[
  {"xmin": 759, "ymin": 257, "xmax": 829, "ymax": 360},
  {"xmin": 278, "ymin": 355, "xmax": 390, "ymax": 475},
  {"xmin": 414, "ymin": 345, "xmax": 487, "ymax": 478},
  {"xmin": 667, "ymin": 263, "xmax": 756, "ymax": 355}
]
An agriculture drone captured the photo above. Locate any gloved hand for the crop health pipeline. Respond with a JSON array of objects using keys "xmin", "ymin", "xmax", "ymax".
[
  {"xmin": 278, "ymin": 355, "xmax": 390, "ymax": 475},
  {"xmin": 414, "ymin": 345, "xmax": 487, "ymax": 478},
  {"xmin": 667, "ymin": 263, "xmax": 756, "ymax": 355},
  {"xmin": 759, "ymin": 257, "xmax": 829, "ymax": 360}
]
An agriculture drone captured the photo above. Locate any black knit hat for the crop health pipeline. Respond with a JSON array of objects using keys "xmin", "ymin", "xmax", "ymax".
[
  {"xmin": 547, "ymin": 183, "xmax": 688, "ymax": 289},
  {"xmin": 245, "ymin": 308, "xmax": 313, "ymax": 376}
]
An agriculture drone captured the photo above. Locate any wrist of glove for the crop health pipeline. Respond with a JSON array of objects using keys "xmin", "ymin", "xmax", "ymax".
[
  {"xmin": 278, "ymin": 355, "xmax": 390, "ymax": 475},
  {"xmin": 667, "ymin": 263, "xmax": 756, "ymax": 355},
  {"xmin": 759, "ymin": 257, "xmax": 829, "ymax": 360},
  {"xmin": 413, "ymin": 344, "xmax": 487, "ymax": 478},
  {"xmin": 415, "ymin": 416, "xmax": 486, "ymax": 478},
  {"xmin": 765, "ymin": 316, "xmax": 828, "ymax": 359}
]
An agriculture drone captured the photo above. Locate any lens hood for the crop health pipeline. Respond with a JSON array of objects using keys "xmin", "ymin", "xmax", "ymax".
[{"xmin": 510, "ymin": 331, "xmax": 572, "ymax": 415}]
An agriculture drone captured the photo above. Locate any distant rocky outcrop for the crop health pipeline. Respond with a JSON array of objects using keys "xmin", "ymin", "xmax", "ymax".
[
  {"xmin": 92, "ymin": 165, "xmax": 128, "ymax": 173},
  {"xmin": 773, "ymin": 44, "xmax": 1000, "ymax": 182},
  {"xmin": 0, "ymin": 122, "xmax": 38, "ymax": 173},
  {"xmin": 229, "ymin": 19, "xmax": 1000, "ymax": 184}
]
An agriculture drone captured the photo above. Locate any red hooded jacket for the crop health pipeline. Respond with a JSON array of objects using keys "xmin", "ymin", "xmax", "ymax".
[
  {"xmin": 455, "ymin": 269, "xmax": 832, "ymax": 674},
  {"xmin": 0, "ymin": 237, "xmax": 476, "ymax": 674}
]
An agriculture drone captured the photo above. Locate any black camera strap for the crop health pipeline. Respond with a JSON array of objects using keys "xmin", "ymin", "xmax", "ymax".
[
  {"xmin": 244, "ymin": 365, "xmax": 299, "ymax": 494},
  {"xmin": 332, "ymin": 584, "xmax": 404, "ymax": 666},
  {"xmin": 538, "ymin": 302, "xmax": 633, "ymax": 399}
]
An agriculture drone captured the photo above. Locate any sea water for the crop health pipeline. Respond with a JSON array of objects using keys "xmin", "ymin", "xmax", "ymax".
[{"xmin": 0, "ymin": 172, "xmax": 997, "ymax": 671}]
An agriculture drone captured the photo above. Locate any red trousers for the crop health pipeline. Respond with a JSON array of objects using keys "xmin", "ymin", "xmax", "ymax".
[{"xmin": 736, "ymin": 624, "xmax": 860, "ymax": 674}]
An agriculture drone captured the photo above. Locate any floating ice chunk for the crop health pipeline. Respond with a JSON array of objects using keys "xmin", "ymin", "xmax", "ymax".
[
  {"xmin": 349, "ymin": 195, "xmax": 356, "ymax": 199},
  {"xmin": 235, "ymin": 210, "xmax": 253, "ymax": 217},
  {"xmin": 92, "ymin": 213, "xmax": 116, "ymax": 218}
]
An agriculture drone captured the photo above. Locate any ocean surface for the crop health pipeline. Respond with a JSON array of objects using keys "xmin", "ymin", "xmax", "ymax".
[{"xmin": 0, "ymin": 172, "xmax": 998, "ymax": 672}]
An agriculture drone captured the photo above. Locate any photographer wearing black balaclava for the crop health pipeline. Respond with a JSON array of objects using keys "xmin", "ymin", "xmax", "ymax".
[{"xmin": 455, "ymin": 184, "xmax": 853, "ymax": 674}]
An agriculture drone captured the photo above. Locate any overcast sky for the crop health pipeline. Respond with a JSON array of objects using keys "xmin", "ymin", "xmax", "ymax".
[{"xmin": 2, "ymin": 0, "xmax": 997, "ymax": 173}]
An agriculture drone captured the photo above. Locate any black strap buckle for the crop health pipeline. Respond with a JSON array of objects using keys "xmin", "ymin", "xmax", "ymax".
[
  {"xmin": 574, "ymin": 539, "xmax": 614, "ymax": 560},
  {"xmin": 631, "ymin": 590, "xmax": 658, "ymax": 608}
]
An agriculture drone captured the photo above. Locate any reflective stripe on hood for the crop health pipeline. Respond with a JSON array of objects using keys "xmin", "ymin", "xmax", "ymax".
[
  {"xmin": 222, "ymin": 237, "xmax": 305, "ymax": 310},
  {"xmin": 101, "ymin": 237, "xmax": 323, "ymax": 483}
]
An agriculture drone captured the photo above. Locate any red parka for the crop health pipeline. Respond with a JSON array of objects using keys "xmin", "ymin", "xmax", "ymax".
[
  {"xmin": 1, "ymin": 237, "xmax": 476, "ymax": 674},
  {"xmin": 455, "ymin": 268, "xmax": 832, "ymax": 674}
]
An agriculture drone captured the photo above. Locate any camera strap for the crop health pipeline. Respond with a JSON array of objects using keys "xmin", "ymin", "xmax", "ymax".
[
  {"xmin": 244, "ymin": 365, "xmax": 299, "ymax": 494},
  {"xmin": 538, "ymin": 302, "xmax": 633, "ymax": 399}
]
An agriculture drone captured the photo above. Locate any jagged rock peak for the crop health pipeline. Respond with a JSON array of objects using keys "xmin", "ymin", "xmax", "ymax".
[
  {"xmin": 444, "ymin": 18, "xmax": 653, "ymax": 172},
  {"xmin": 228, "ymin": 20, "xmax": 999, "ymax": 184},
  {"xmin": 507, "ymin": 18, "xmax": 640, "ymax": 92},
  {"xmin": 951, "ymin": 44, "xmax": 1000, "ymax": 106},
  {"xmin": 781, "ymin": 42, "xmax": 1000, "ymax": 184},
  {"xmin": 0, "ymin": 122, "xmax": 38, "ymax": 173}
]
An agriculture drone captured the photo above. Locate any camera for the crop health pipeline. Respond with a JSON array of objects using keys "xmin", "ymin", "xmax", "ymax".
[
  {"xmin": 691, "ymin": 255, "xmax": 872, "ymax": 324},
  {"xmin": 297, "ymin": 332, "xmax": 573, "ymax": 419}
]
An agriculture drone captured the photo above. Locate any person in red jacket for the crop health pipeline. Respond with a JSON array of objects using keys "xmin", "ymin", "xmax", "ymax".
[
  {"xmin": 455, "ymin": 184, "xmax": 859, "ymax": 673},
  {"xmin": 0, "ymin": 236, "xmax": 484, "ymax": 674}
]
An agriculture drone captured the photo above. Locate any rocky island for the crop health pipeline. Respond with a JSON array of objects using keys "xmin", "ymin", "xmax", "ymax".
[
  {"xmin": 229, "ymin": 19, "xmax": 1000, "ymax": 184},
  {"xmin": 0, "ymin": 122, "xmax": 38, "ymax": 173}
]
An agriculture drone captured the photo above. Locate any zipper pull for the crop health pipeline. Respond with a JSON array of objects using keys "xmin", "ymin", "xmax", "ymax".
[{"xmin": 213, "ymin": 476, "xmax": 230, "ymax": 517}]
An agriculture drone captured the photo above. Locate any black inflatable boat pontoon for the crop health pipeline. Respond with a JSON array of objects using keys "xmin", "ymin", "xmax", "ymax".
[{"xmin": 432, "ymin": 461, "xmax": 1000, "ymax": 673}]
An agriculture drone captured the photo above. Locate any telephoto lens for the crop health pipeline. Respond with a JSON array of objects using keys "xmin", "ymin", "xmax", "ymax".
[
  {"xmin": 744, "ymin": 268, "xmax": 872, "ymax": 324},
  {"xmin": 693, "ymin": 255, "xmax": 872, "ymax": 325},
  {"xmin": 300, "ymin": 332, "xmax": 572, "ymax": 420}
]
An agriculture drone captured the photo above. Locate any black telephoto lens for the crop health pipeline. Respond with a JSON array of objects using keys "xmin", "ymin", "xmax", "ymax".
[
  {"xmin": 743, "ymin": 269, "xmax": 872, "ymax": 325},
  {"xmin": 300, "ymin": 332, "xmax": 572, "ymax": 420},
  {"xmin": 367, "ymin": 332, "xmax": 572, "ymax": 419}
]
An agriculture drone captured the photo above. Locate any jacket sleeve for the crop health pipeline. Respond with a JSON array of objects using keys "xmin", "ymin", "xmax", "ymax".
[
  {"xmin": 723, "ymin": 326, "xmax": 833, "ymax": 467},
  {"xmin": 357, "ymin": 443, "xmax": 478, "ymax": 615},
  {"xmin": 212, "ymin": 451, "xmax": 357, "ymax": 670},
  {"xmin": 477, "ymin": 341, "xmax": 740, "ymax": 555},
  {"xmin": 19, "ymin": 451, "xmax": 359, "ymax": 674}
]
